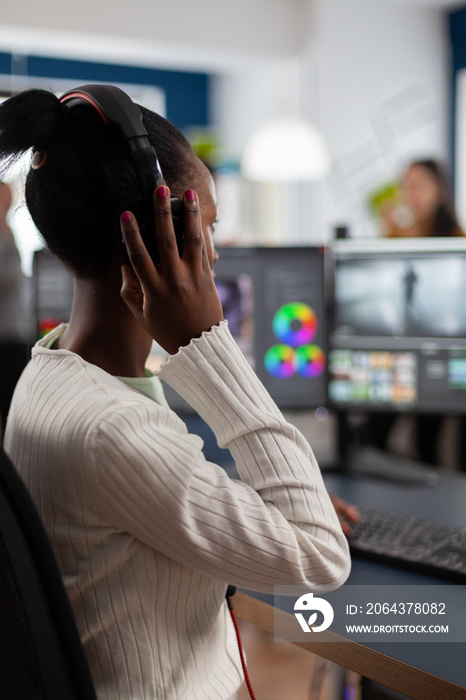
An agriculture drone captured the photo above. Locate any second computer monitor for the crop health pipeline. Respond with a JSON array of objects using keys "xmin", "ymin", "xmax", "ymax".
[{"xmin": 328, "ymin": 238, "xmax": 466, "ymax": 414}]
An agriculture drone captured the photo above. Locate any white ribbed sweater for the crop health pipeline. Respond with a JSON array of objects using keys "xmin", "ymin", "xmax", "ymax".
[{"xmin": 4, "ymin": 321, "xmax": 350, "ymax": 700}]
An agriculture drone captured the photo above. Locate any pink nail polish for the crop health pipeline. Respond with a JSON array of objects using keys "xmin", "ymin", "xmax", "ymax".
[
  {"xmin": 156, "ymin": 186, "xmax": 169, "ymax": 200},
  {"xmin": 185, "ymin": 189, "xmax": 196, "ymax": 201},
  {"xmin": 121, "ymin": 211, "xmax": 132, "ymax": 223}
]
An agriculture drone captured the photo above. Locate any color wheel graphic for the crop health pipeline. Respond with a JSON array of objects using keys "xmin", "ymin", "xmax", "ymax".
[
  {"xmin": 272, "ymin": 302, "xmax": 318, "ymax": 347},
  {"xmin": 265, "ymin": 302, "xmax": 326, "ymax": 379},
  {"xmin": 264, "ymin": 345, "xmax": 296, "ymax": 378},
  {"xmin": 294, "ymin": 344, "xmax": 326, "ymax": 378}
]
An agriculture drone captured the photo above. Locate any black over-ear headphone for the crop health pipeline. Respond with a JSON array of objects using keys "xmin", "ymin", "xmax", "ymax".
[{"xmin": 60, "ymin": 84, "xmax": 184, "ymax": 264}]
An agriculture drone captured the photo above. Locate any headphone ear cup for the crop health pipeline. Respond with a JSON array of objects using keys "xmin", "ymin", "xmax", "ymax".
[
  {"xmin": 60, "ymin": 85, "xmax": 168, "ymax": 265},
  {"xmin": 118, "ymin": 198, "xmax": 184, "ymax": 265}
]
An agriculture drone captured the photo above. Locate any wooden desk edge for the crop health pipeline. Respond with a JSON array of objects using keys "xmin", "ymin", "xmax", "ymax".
[{"xmin": 234, "ymin": 591, "xmax": 466, "ymax": 700}]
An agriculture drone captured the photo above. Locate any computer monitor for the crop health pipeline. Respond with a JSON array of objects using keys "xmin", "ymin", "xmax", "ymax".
[
  {"xmin": 328, "ymin": 238, "xmax": 466, "ymax": 414},
  {"xmin": 157, "ymin": 246, "xmax": 328, "ymax": 412},
  {"xmin": 32, "ymin": 245, "xmax": 328, "ymax": 412}
]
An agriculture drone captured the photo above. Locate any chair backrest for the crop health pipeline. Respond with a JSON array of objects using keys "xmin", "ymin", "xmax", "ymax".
[{"xmin": 0, "ymin": 445, "xmax": 97, "ymax": 700}]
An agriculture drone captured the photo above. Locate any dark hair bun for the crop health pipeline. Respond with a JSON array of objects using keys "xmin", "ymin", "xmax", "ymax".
[{"xmin": 0, "ymin": 89, "xmax": 62, "ymax": 173}]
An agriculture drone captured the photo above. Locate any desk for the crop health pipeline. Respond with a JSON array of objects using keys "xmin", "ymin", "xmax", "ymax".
[{"xmin": 235, "ymin": 470, "xmax": 466, "ymax": 700}]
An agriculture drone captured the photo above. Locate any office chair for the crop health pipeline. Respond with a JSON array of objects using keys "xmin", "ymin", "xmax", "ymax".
[{"xmin": 0, "ymin": 445, "xmax": 97, "ymax": 700}]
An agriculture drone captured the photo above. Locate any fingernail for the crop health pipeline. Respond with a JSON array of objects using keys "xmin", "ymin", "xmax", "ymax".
[
  {"xmin": 185, "ymin": 189, "xmax": 196, "ymax": 201},
  {"xmin": 121, "ymin": 211, "xmax": 132, "ymax": 223},
  {"xmin": 156, "ymin": 186, "xmax": 169, "ymax": 200}
]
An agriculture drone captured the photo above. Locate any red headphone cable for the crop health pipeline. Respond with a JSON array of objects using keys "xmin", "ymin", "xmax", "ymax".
[{"xmin": 225, "ymin": 586, "xmax": 257, "ymax": 700}]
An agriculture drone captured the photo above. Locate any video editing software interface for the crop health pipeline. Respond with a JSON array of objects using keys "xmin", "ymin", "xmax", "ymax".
[
  {"xmin": 32, "ymin": 245, "xmax": 327, "ymax": 412},
  {"xmin": 212, "ymin": 246, "xmax": 328, "ymax": 410},
  {"xmin": 33, "ymin": 240, "xmax": 466, "ymax": 417},
  {"xmin": 328, "ymin": 238, "xmax": 466, "ymax": 414}
]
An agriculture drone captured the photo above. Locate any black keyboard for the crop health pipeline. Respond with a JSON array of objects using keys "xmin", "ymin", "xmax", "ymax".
[{"xmin": 348, "ymin": 507, "xmax": 466, "ymax": 582}]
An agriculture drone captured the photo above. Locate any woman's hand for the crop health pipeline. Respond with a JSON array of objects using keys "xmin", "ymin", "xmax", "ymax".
[
  {"xmin": 330, "ymin": 494, "xmax": 360, "ymax": 536},
  {"xmin": 120, "ymin": 186, "xmax": 223, "ymax": 354}
]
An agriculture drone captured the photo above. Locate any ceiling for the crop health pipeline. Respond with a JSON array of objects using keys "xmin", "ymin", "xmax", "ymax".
[{"xmin": 393, "ymin": 0, "xmax": 465, "ymax": 6}]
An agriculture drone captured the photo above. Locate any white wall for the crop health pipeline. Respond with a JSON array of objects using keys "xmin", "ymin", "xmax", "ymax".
[
  {"xmin": 210, "ymin": 0, "xmax": 452, "ymax": 243},
  {"xmin": 311, "ymin": 0, "xmax": 451, "ymax": 241},
  {"xmin": 0, "ymin": 0, "xmax": 454, "ymax": 246}
]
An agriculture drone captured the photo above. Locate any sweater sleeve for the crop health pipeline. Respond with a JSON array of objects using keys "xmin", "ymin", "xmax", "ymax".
[{"xmin": 90, "ymin": 322, "xmax": 350, "ymax": 593}]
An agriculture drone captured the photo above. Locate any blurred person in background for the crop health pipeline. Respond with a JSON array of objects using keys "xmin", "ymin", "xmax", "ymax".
[
  {"xmin": 381, "ymin": 158, "xmax": 465, "ymax": 239},
  {"xmin": 366, "ymin": 159, "xmax": 465, "ymax": 467},
  {"xmin": 0, "ymin": 181, "xmax": 28, "ymax": 437}
]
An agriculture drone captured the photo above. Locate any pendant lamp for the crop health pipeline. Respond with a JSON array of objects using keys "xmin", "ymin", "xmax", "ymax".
[{"xmin": 241, "ymin": 115, "xmax": 330, "ymax": 183}]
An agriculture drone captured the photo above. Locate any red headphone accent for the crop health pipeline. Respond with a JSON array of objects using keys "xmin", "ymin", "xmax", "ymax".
[{"xmin": 60, "ymin": 92, "xmax": 109, "ymax": 125}]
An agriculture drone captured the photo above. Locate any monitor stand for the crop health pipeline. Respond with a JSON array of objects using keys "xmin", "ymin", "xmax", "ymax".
[{"xmin": 332, "ymin": 411, "xmax": 439, "ymax": 486}]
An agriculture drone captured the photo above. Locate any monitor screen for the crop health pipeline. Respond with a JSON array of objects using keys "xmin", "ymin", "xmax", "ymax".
[
  {"xmin": 32, "ymin": 245, "xmax": 328, "ymax": 412},
  {"xmin": 328, "ymin": 238, "xmax": 466, "ymax": 414},
  {"xmin": 157, "ymin": 246, "xmax": 328, "ymax": 412}
]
